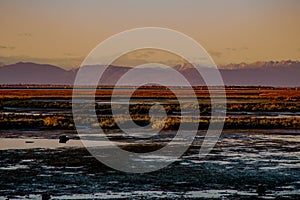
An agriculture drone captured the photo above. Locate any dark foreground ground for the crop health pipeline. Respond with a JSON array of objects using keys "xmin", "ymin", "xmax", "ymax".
[{"xmin": 0, "ymin": 130, "xmax": 299, "ymax": 200}]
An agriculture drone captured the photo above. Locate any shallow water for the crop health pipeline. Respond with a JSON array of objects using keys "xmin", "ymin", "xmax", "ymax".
[
  {"xmin": 0, "ymin": 129, "xmax": 299, "ymax": 199},
  {"xmin": 0, "ymin": 138, "xmax": 83, "ymax": 150}
]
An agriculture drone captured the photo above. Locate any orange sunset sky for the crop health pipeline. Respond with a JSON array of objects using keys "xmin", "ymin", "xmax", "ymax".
[{"xmin": 0, "ymin": 0, "xmax": 300, "ymax": 69}]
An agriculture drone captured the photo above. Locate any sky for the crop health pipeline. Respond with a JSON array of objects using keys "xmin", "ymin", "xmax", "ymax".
[{"xmin": 0, "ymin": 0, "xmax": 300, "ymax": 69}]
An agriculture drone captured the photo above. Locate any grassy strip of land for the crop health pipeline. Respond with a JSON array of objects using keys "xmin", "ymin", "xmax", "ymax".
[{"xmin": 0, "ymin": 113, "xmax": 299, "ymax": 130}]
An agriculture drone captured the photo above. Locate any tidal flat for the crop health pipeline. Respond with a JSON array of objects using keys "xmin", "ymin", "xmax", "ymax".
[{"xmin": 0, "ymin": 130, "xmax": 300, "ymax": 199}]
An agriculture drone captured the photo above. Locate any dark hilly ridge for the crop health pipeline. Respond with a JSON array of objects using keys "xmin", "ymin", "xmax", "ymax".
[
  {"xmin": 0, "ymin": 61, "xmax": 299, "ymax": 86},
  {"xmin": 221, "ymin": 60, "xmax": 300, "ymax": 86},
  {"xmin": 0, "ymin": 62, "xmax": 74, "ymax": 85}
]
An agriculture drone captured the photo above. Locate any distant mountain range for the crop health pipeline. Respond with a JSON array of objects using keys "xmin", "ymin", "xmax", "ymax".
[{"xmin": 0, "ymin": 61, "xmax": 299, "ymax": 86}]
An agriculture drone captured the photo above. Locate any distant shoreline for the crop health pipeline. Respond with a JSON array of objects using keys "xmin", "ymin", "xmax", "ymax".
[{"xmin": 0, "ymin": 86, "xmax": 299, "ymax": 100}]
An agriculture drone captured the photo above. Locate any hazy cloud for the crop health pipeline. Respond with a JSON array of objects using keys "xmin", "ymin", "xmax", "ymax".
[
  {"xmin": 18, "ymin": 33, "xmax": 32, "ymax": 37},
  {"xmin": 226, "ymin": 48, "xmax": 236, "ymax": 51},
  {"xmin": 64, "ymin": 53, "xmax": 76, "ymax": 57},
  {"xmin": 208, "ymin": 51, "xmax": 222, "ymax": 58},
  {"xmin": 135, "ymin": 50, "xmax": 155, "ymax": 59},
  {"xmin": 225, "ymin": 47, "xmax": 249, "ymax": 52},
  {"xmin": 0, "ymin": 45, "xmax": 15, "ymax": 50}
]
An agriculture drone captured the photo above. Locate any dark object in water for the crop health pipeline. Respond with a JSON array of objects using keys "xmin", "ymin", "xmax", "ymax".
[
  {"xmin": 257, "ymin": 184, "xmax": 266, "ymax": 195},
  {"xmin": 59, "ymin": 135, "xmax": 69, "ymax": 143},
  {"xmin": 42, "ymin": 192, "xmax": 51, "ymax": 200},
  {"xmin": 25, "ymin": 141, "xmax": 34, "ymax": 143}
]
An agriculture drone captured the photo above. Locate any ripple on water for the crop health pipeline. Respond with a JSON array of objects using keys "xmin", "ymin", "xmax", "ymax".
[{"xmin": 0, "ymin": 164, "xmax": 29, "ymax": 170}]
